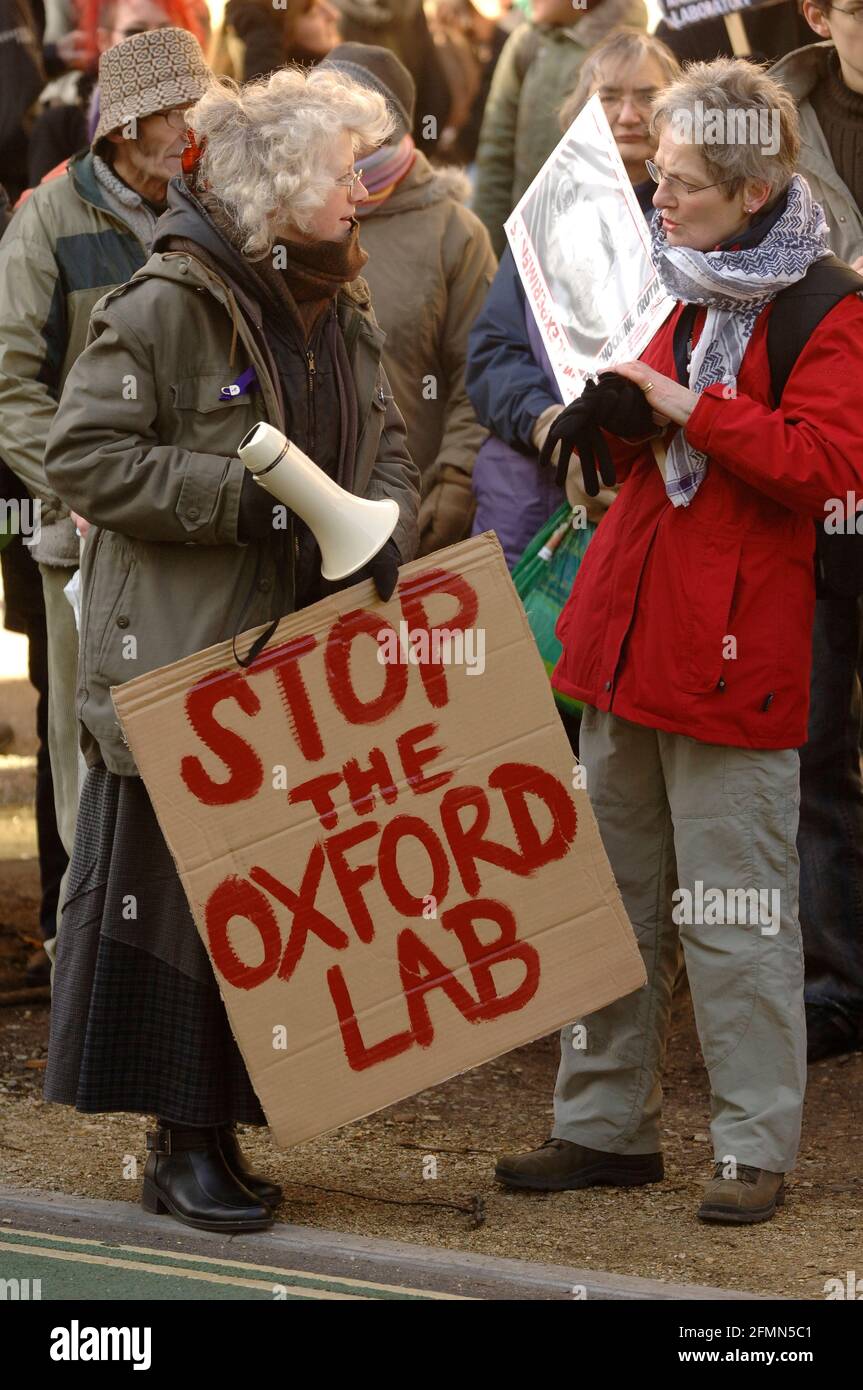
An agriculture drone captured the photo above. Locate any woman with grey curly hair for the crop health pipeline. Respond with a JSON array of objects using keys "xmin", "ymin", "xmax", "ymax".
[
  {"xmin": 41, "ymin": 63, "xmax": 420, "ymax": 1236},
  {"xmin": 187, "ymin": 64, "xmax": 394, "ymax": 255}
]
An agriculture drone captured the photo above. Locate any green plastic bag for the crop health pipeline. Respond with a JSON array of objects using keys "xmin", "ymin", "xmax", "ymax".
[{"xmin": 512, "ymin": 504, "xmax": 597, "ymax": 714}]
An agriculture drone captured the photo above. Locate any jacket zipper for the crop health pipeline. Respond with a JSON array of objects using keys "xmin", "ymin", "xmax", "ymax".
[{"xmin": 306, "ymin": 348, "xmax": 317, "ymax": 460}]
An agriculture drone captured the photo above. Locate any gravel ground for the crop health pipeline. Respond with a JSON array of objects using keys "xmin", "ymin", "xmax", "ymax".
[{"xmin": 2, "ymin": 849, "xmax": 861, "ymax": 1298}]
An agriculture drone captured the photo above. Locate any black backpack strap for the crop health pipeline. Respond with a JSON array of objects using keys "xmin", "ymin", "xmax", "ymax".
[
  {"xmin": 767, "ymin": 255, "xmax": 863, "ymax": 405},
  {"xmin": 766, "ymin": 255, "xmax": 863, "ymax": 599}
]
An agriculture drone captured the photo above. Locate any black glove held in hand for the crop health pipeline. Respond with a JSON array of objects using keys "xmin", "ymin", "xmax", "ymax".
[
  {"xmin": 332, "ymin": 538, "xmax": 402, "ymax": 602},
  {"xmin": 539, "ymin": 374, "xmax": 656, "ymax": 494},
  {"xmin": 237, "ymin": 471, "xmax": 277, "ymax": 542},
  {"xmin": 539, "ymin": 388, "xmax": 615, "ymax": 496},
  {"xmin": 589, "ymin": 372, "xmax": 658, "ymax": 438},
  {"xmin": 364, "ymin": 537, "xmax": 401, "ymax": 601}
]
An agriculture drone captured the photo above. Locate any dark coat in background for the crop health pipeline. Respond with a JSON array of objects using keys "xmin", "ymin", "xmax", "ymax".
[
  {"xmin": 336, "ymin": 0, "xmax": 451, "ymax": 156},
  {"xmin": 655, "ymin": 0, "xmax": 816, "ymax": 65}
]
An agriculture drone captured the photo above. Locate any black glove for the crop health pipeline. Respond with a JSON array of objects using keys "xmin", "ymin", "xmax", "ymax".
[
  {"xmin": 330, "ymin": 538, "xmax": 402, "ymax": 602},
  {"xmin": 361, "ymin": 537, "xmax": 401, "ymax": 602},
  {"xmin": 237, "ymin": 470, "xmax": 278, "ymax": 542},
  {"xmin": 539, "ymin": 374, "xmax": 657, "ymax": 494}
]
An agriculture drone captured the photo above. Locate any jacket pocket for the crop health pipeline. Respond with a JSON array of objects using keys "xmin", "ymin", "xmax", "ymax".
[
  {"xmin": 172, "ymin": 373, "xmax": 255, "ymax": 414},
  {"xmin": 677, "ymin": 522, "xmax": 744, "ymax": 695},
  {"xmin": 367, "ymin": 388, "xmax": 387, "ymax": 430},
  {"xmin": 84, "ymin": 532, "xmax": 138, "ymax": 724}
]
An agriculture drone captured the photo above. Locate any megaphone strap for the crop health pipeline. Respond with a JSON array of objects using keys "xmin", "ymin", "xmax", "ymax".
[{"xmin": 231, "ymin": 510, "xmax": 294, "ymax": 671}]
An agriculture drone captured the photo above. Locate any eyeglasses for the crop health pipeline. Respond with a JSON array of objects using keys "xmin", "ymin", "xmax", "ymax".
[
  {"xmin": 599, "ymin": 88, "xmax": 657, "ymax": 117},
  {"xmin": 162, "ymin": 107, "xmax": 192, "ymax": 134},
  {"xmin": 334, "ymin": 168, "xmax": 365, "ymax": 194},
  {"xmin": 830, "ymin": 4, "xmax": 863, "ymax": 22},
  {"xmin": 645, "ymin": 158, "xmax": 733, "ymax": 197}
]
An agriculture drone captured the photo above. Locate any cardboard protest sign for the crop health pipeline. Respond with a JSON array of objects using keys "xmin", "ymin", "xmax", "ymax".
[
  {"xmin": 658, "ymin": 0, "xmax": 774, "ymax": 28},
  {"xmin": 112, "ymin": 534, "xmax": 645, "ymax": 1147},
  {"xmin": 504, "ymin": 92, "xmax": 673, "ymax": 403}
]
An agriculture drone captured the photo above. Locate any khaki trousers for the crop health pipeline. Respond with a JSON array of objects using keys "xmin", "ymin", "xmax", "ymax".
[
  {"xmin": 38, "ymin": 563, "xmax": 84, "ymax": 951},
  {"xmin": 554, "ymin": 707, "xmax": 806, "ymax": 1174}
]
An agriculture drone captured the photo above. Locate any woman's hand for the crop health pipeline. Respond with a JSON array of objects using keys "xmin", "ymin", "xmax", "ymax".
[
  {"xmin": 612, "ymin": 361, "xmax": 699, "ymax": 430},
  {"xmin": 565, "ymin": 463, "xmax": 617, "ymax": 521},
  {"xmin": 70, "ymin": 510, "xmax": 90, "ymax": 538},
  {"xmin": 852, "ymin": 255, "xmax": 863, "ymax": 274}
]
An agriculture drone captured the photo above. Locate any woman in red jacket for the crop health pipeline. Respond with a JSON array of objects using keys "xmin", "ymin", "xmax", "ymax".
[{"xmin": 496, "ymin": 58, "xmax": 863, "ymax": 1224}]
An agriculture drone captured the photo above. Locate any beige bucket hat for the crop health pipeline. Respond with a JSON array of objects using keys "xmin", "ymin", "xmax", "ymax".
[{"xmin": 92, "ymin": 27, "xmax": 212, "ymax": 148}]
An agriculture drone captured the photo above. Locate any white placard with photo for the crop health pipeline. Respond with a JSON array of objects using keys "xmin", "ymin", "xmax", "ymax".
[{"xmin": 504, "ymin": 93, "xmax": 674, "ymax": 403}]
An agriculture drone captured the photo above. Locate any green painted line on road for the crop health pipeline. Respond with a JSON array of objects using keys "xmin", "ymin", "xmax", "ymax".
[
  {"xmin": 0, "ymin": 1228, "xmax": 458, "ymax": 1300},
  {"xmin": 0, "ymin": 1245, "xmax": 308, "ymax": 1301}
]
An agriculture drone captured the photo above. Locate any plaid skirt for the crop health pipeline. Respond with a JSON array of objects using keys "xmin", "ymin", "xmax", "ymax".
[{"xmin": 44, "ymin": 766, "xmax": 266, "ymax": 1127}]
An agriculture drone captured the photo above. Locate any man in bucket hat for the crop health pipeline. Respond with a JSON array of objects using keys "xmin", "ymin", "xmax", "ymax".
[{"xmin": 0, "ymin": 27, "xmax": 212, "ymax": 963}]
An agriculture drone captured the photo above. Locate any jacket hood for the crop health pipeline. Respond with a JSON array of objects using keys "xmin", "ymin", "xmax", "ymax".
[
  {"xmin": 150, "ymin": 176, "xmax": 375, "ymax": 311},
  {"xmin": 151, "ymin": 177, "xmax": 265, "ymax": 306},
  {"xmin": 365, "ymin": 151, "xmax": 472, "ymax": 217},
  {"xmin": 771, "ymin": 41, "xmax": 835, "ymax": 105}
]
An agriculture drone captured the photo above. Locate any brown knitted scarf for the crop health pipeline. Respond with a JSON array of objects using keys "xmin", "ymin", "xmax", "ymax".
[
  {"xmin": 197, "ymin": 188, "xmax": 368, "ymax": 339},
  {"xmin": 266, "ymin": 223, "xmax": 368, "ymax": 339}
]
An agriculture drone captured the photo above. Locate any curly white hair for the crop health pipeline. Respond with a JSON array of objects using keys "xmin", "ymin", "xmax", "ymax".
[{"xmin": 187, "ymin": 65, "xmax": 395, "ymax": 256}]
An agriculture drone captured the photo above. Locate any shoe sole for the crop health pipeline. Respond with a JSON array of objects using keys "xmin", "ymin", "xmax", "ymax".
[
  {"xmin": 238, "ymin": 1185, "xmax": 283, "ymax": 1210},
  {"xmin": 141, "ymin": 1177, "xmax": 273, "ymax": 1233},
  {"xmin": 494, "ymin": 1162, "xmax": 664, "ymax": 1192},
  {"xmin": 697, "ymin": 1186, "xmax": 786, "ymax": 1225}
]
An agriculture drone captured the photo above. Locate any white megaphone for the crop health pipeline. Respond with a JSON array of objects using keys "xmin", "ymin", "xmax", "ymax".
[{"xmin": 237, "ymin": 422, "xmax": 399, "ymax": 582}]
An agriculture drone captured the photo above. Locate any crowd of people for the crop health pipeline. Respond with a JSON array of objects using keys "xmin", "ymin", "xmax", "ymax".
[{"xmin": 1, "ymin": 0, "xmax": 862, "ymax": 1235}]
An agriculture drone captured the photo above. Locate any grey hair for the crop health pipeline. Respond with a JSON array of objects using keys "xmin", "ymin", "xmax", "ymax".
[
  {"xmin": 560, "ymin": 27, "xmax": 681, "ymax": 132},
  {"xmin": 650, "ymin": 59, "xmax": 800, "ymax": 201},
  {"xmin": 186, "ymin": 66, "xmax": 395, "ymax": 256}
]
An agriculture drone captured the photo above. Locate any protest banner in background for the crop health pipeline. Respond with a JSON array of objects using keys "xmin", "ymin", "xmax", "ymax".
[
  {"xmin": 505, "ymin": 93, "xmax": 674, "ymax": 403},
  {"xmin": 658, "ymin": 0, "xmax": 774, "ymax": 28},
  {"xmin": 112, "ymin": 534, "xmax": 645, "ymax": 1147}
]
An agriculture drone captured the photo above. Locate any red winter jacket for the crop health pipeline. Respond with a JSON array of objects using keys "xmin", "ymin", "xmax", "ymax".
[{"xmin": 551, "ymin": 292, "xmax": 863, "ymax": 749}]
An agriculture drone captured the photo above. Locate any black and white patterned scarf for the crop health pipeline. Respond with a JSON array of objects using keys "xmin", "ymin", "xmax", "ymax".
[{"xmin": 650, "ymin": 174, "xmax": 831, "ymax": 506}]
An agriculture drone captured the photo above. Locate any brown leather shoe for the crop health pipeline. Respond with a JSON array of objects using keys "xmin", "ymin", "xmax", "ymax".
[
  {"xmin": 495, "ymin": 1138, "xmax": 664, "ymax": 1192},
  {"xmin": 697, "ymin": 1164, "xmax": 785, "ymax": 1225}
]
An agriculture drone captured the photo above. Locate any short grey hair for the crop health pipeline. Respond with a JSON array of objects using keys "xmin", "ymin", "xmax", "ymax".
[
  {"xmin": 650, "ymin": 58, "xmax": 800, "ymax": 201},
  {"xmin": 187, "ymin": 66, "xmax": 395, "ymax": 256}
]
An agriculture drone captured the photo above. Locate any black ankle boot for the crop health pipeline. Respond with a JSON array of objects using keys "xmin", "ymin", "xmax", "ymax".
[
  {"xmin": 217, "ymin": 1125, "xmax": 283, "ymax": 1209},
  {"xmin": 142, "ymin": 1122, "xmax": 273, "ymax": 1233}
]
